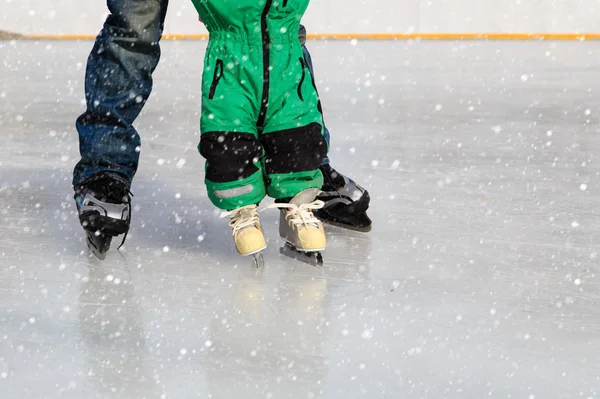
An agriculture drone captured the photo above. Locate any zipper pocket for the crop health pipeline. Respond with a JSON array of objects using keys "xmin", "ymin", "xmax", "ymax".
[
  {"xmin": 297, "ymin": 57, "xmax": 306, "ymax": 101},
  {"xmin": 208, "ymin": 59, "xmax": 224, "ymax": 100}
]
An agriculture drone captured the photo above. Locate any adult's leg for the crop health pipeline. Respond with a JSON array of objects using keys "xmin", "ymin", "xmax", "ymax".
[
  {"xmin": 299, "ymin": 25, "xmax": 330, "ymax": 164},
  {"xmin": 298, "ymin": 25, "xmax": 372, "ymax": 231},
  {"xmin": 73, "ymin": 0, "xmax": 169, "ymax": 188}
]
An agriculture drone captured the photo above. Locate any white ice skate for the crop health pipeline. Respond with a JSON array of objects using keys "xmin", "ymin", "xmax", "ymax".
[{"xmin": 269, "ymin": 188, "xmax": 326, "ymax": 266}]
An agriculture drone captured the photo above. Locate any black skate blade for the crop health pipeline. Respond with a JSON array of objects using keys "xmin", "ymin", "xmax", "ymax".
[
  {"xmin": 86, "ymin": 231, "xmax": 112, "ymax": 260},
  {"xmin": 320, "ymin": 218, "xmax": 372, "ymax": 233},
  {"xmin": 279, "ymin": 243, "xmax": 324, "ymax": 266},
  {"xmin": 315, "ymin": 212, "xmax": 372, "ymax": 233}
]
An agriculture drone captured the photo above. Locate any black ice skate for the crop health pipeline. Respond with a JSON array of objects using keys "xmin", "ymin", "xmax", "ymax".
[
  {"xmin": 74, "ymin": 177, "xmax": 132, "ymax": 260},
  {"xmin": 314, "ymin": 164, "xmax": 372, "ymax": 232}
]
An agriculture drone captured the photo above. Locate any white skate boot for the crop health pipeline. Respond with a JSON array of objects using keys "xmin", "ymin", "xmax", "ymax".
[
  {"xmin": 222, "ymin": 205, "xmax": 266, "ymax": 266},
  {"xmin": 269, "ymin": 188, "xmax": 326, "ymax": 266}
]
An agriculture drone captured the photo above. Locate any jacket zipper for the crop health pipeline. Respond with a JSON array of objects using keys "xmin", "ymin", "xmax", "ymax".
[
  {"xmin": 297, "ymin": 57, "xmax": 306, "ymax": 101},
  {"xmin": 208, "ymin": 59, "xmax": 224, "ymax": 100},
  {"xmin": 257, "ymin": 0, "xmax": 274, "ymax": 128}
]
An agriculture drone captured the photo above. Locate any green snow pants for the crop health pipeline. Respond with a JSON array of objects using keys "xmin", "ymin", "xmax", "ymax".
[{"xmin": 191, "ymin": 0, "xmax": 328, "ymax": 210}]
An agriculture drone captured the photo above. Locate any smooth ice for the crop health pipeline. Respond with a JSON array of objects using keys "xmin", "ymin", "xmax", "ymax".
[{"xmin": 1, "ymin": 40, "xmax": 600, "ymax": 398}]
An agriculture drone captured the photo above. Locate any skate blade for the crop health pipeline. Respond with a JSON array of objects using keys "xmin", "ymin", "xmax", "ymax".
[
  {"xmin": 86, "ymin": 231, "xmax": 112, "ymax": 260},
  {"xmin": 315, "ymin": 211, "xmax": 372, "ymax": 233},
  {"xmin": 279, "ymin": 243, "xmax": 324, "ymax": 266},
  {"xmin": 239, "ymin": 246, "xmax": 267, "ymax": 268},
  {"xmin": 252, "ymin": 252, "xmax": 265, "ymax": 268},
  {"xmin": 320, "ymin": 219, "xmax": 372, "ymax": 233}
]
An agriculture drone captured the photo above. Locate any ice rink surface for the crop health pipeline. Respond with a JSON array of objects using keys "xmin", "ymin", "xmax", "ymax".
[{"xmin": 1, "ymin": 40, "xmax": 600, "ymax": 398}]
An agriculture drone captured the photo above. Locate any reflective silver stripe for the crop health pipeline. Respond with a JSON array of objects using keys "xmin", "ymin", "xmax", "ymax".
[{"xmin": 213, "ymin": 184, "xmax": 253, "ymax": 199}]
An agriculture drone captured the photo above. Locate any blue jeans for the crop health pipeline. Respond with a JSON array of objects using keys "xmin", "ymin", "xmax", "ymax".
[
  {"xmin": 73, "ymin": 0, "xmax": 169, "ymax": 187},
  {"xmin": 73, "ymin": 3, "xmax": 330, "ymax": 187}
]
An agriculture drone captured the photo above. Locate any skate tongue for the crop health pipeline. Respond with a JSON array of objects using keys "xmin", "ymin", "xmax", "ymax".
[
  {"xmin": 290, "ymin": 188, "xmax": 320, "ymax": 206},
  {"xmin": 223, "ymin": 205, "xmax": 260, "ymax": 236},
  {"xmin": 266, "ymin": 197, "xmax": 324, "ymax": 228}
]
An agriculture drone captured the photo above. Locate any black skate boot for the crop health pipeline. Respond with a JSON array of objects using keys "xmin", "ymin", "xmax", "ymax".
[
  {"xmin": 74, "ymin": 176, "xmax": 132, "ymax": 260},
  {"xmin": 315, "ymin": 164, "xmax": 372, "ymax": 232}
]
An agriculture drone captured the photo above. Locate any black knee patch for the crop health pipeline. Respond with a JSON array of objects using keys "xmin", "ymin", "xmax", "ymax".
[
  {"xmin": 200, "ymin": 132, "xmax": 262, "ymax": 183},
  {"xmin": 260, "ymin": 123, "xmax": 327, "ymax": 175}
]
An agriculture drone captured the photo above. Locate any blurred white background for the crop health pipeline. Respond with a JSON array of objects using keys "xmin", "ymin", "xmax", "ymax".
[{"xmin": 3, "ymin": 0, "xmax": 600, "ymax": 36}]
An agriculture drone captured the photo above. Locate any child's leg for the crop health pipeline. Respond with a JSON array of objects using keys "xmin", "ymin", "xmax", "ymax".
[
  {"xmin": 260, "ymin": 44, "xmax": 328, "ymax": 200},
  {"xmin": 260, "ymin": 37, "xmax": 328, "ymax": 254},
  {"xmin": 198, "ymin": 47, "xmax": 268, "ymax": 256},
  {"xmin": 199, "ymin": 46, "xmax": 267, "ymax": 211}
]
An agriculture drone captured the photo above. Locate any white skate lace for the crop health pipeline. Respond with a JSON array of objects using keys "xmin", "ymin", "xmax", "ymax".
[
  {"xmin": 220, "ymin": 205, "xmax": 260, "ymax": 236},
  {"xmin": 267, "ymin": 200, "xmax": 325, "ymax": 228}
]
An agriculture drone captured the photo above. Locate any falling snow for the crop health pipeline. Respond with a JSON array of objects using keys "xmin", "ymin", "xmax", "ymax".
[{"xmin": 1, "ymin": 13, "xmax": 600, "ymax": 399}]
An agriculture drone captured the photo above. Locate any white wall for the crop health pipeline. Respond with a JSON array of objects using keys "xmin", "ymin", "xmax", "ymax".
[
  {"xmin": 2, "ymin": 0, "xmax": 600, "ymax": 36},
  {"xmin": 421, "ymin": 0, "xmax": 600, "ymax": 33}
]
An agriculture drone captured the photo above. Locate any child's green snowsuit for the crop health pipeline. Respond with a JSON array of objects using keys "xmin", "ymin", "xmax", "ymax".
[{"xmin": 190, "ymin": 0, "xmax": 327, "ymax": 210}]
